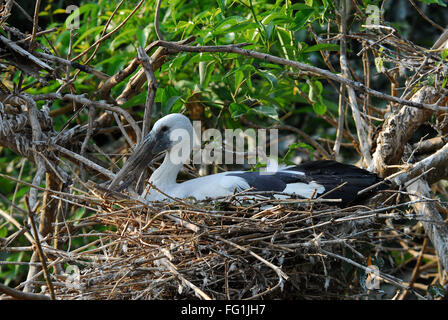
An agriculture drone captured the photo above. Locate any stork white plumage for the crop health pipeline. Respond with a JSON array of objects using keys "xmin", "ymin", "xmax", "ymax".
[{"xmin": 108, "ymin": 113, "xmax": 387, "ymax": 205}]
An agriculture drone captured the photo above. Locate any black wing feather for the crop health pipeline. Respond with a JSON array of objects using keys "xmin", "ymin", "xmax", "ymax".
[
  {"xmin": 289, "ymin": 160, "xmax": 388, "ymax": 204},
  {"xmin": 228, "ymin": 160, "xmax": 388, "ymax": 205}
]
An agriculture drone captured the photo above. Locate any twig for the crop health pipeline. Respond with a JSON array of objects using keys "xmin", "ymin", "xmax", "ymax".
[
  {"xmin": 320, "ymin": 248, "xmax": 426, "ymax": 299},
  {"xmin": 29, "ymin": 0, "xmax": 41, "ymax": 49},
  {"xmin": 0, "ymin": 35, "xmax": 53, "ymax": 71},
  {"xmin": 406, "ymin": 180, "xmax": 448, "ymax": 274},
  {"xmin": 0, "ymin": 282, "xmax": 50, "ymax": 300},
  {"xmin": 50, "ymin": 144, "xmax": 114, "ymax": 179},
  {"xmin": 339, "ymin": 1, "xmax": 371, "ymax": 165},
  {"xmin": 408, "ymin": 0, "xmax": 445, "ymax": 32},
  {"xmin": 154, "ymin": 0, "xmax": 164, "ymax": 41},
  {"xmin": 214, "ymin": 235, "xmax": 289, "ymax": 281},
  {"xmin": 25, "ymin": 196, "xmax": 56, "ymax": 300},
  {"xmin": 153, "ymin": 40, "xmax": 448, "ymax": 112},
  {"xmin": 0, "ymin": 207, "xmax": 34, "ymax": 244},
  {"xmin": 31, "ymin": 92, "xmax": 141, "ymax": 140},
  {"xmin": 159, "ymin": 258, "xmax": 212, "ymax": 300},
  {"xmin": 399, "ymin": 237, "xmax": 428, "ymax": 300},
  {"xmin": 71, "ymin": 0, "xmax": 146, "ymax": 61},
  {"xmin": 137, "ymin": 47, "xmax": 158, "ymax": 138}
]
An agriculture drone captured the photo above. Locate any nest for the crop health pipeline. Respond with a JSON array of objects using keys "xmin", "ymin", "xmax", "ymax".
[{"xmin": 40, "ymin": 186, "xmax": 425, "ymax": 300}]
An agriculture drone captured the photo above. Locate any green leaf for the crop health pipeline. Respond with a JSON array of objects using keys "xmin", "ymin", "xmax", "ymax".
[
  {"xmin": 202, "ymin": 61, "xmax": 216, "ymax": 89},
  {"xmin": 234, "ymin": 62, "xmax": 244, "ymax": 92},
  {"xmin": 136, "ymin": 29, "xmax": 146, "ymax": 48},
  {"xmin": 261, "ymin": 11, "xmax": 294, "ymax": 25},
  {"xmin": 216, "ymin": 0, "xmax": 226, "ymax": 14},
  {"xmin": 292, "ymin": 9, "xmax": 315, "ymax": 31},
  {"xmin": 169, "ymin": 53, "xmax": 188, "ymax": 71},
  {"xmin": 265, "ymin": 21, "xmax": 275, "ymax": 41},
  {"xmin": 257, "ymin": 70, "xmax": 278, "ymax": 88},
  {"xmin": 284, "ymin": 142, "xmax": 315, "ymax": 162},
  {"xmin": 374, "ymin": 56, "xmax": 386, "ymax": 73},
  {"xmin": 213, "ymin": 16, "xmax": 244, "ymax": 35},
  {"xmin": 120, "ymin": 92, "xmax": 147, "ymax": 109},
  {"xmin": 442, "ymin": 76, "xmax": 447, "ymax": 89},
  {"xmin": 252, "ymin": 106, "xmax": 279, "ymax": 120},
  {"xmin": 199, "ymin": 55, "xmax": 207, "ymax": 87},
  {"xmin": 229, "ymin": 102, "xmax": 249, "ymax": 118},
  {"xmin": 163, "ymin": 96, "xmax": 183, "ymax": 114},
  {"xmin": 313, "ymin": 102, "xmax": 327, "ymax": 115},
  {"xmin": 302, "ymin": 43, "xmax": 340, "ymax": 53},
  {"xmin": 441, "ymin": 48, "xmax": 448, "ymax": 60},
  {"xmin": 0, "ymin": 227, "xmax": 7, "ymax": 238},
  {"xmin": 72, "ymin": 26, "xmax": 104, "ymax": 48}
]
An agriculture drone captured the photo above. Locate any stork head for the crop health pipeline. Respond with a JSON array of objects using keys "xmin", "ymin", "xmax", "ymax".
[{"xmin": 143, "ymin": 113, "xmax": 194, "ymax": 164}]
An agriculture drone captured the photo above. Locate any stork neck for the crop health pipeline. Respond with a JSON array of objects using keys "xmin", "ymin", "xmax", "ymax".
[{"xmin": 149, "ymin": 152, "xmax": 183, "ymax": 187}]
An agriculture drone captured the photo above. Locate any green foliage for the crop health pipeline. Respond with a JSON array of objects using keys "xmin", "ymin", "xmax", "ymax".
[
  {"xmin": 33, "ymin": 0, "xmax": 340, "ymax": 135},
  {"xmin": 417, "ymin": 0, "xmax": 448, "ymax": 6}
]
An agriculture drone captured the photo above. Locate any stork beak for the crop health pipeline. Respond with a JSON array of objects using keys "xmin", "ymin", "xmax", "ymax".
[
  {"xmin": 141, "ymin": 131, "xmax": 171, "ymax": 158},
  {"xmin": 108, "ymin": 131, "xmax": 171, "ymax": 190}
]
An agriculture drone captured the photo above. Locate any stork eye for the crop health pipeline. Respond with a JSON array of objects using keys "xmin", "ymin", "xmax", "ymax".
[{"xmin": 161, "ymin": 126, "xmax": 169, "ymax": 132}]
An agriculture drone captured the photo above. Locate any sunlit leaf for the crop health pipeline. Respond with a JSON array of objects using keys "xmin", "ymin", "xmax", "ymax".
[{"xmin": 229, "ymin": 102, "xmax": 249, "ymax": 118}]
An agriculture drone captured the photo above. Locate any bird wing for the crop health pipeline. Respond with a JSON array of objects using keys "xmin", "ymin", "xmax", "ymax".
[{"xmin": 286, "ymin": 160, "xmax": 387, "ymax": 203}]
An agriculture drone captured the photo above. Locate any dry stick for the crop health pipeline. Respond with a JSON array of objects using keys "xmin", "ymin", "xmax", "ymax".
[
  {"xmin": 160, "ymin": 258, "xmax": 212, "ymax": 300},
  {"xmin": 0, "ymin": 35, "xmax": 53, "ymax": 71},
  {"xmin": 154, "ymin": 0, "xmax": 164, "ymax": 41},
  {"xmin": 371, "ymin": 87, "xmax": 436, "ymax": 177},
  {"xmin": 31, "ymin": 92, "xmax": 141, "ymax": 141},
  {"xmin": 408, "ymin": 0, "xmax": 445, "ymax": 32},
  {"xmin": 9, "ymin": 158, "xmax": 26, "ymax": 217},
  {"xmin": 274, "ymin": 124, "xmax": 331, "ymax": 160},
  {"xmin": 399, "ymin": 237, "xmax": 428, "ymax": 300},
  {"xmin": 50, "ymin": 144, "xmax": 114, "ymax": 179},
  {"xmin": 39, "ymin": 173, "xmax": 60, "ymax": 240},
  {"xmin": 29, "ymin": 0, "xmax": 41, "ymax": 49},
  {"xmin": 71, "ymin": 0, "xmax": 145, "ymax": 61},
  {"xmin": 80, "ymin": 106, "xmax": 96, "ymax": 181},
  {"xmin": 98, "ymin": 36, "xmax": 195, "ymax": 101},
  {"xmin": 214, "ymin": 235, "xmax": 289, "ymax": 281},
  {"xmin": 16, "ymin": 27, "xmax": 58, "ymax": 43},
  {"xmin": 113, "ymin": 112, "xmax": 134, "ymax": 147},
  {"xmin": 239, "ymin": 116, "xmax": 331, "ymax": 159},
  {"xmin": 35, "ymin": 51, "xmax": 109, "ymax": 80},
  {"xmin": 356, "ymin": 32, "xmax": 395, "ymax": 57},
  {"xmin": 59, "ymin": 0, "xmax": 124, "ymax": 91},
  {"xmin": 25, "ymin": 196, "xmax": 56, "ymax": 300},
  {"xmin": 84, "ymin": 0, "xmax": 126, "ymax": 66},
  {"xmin": 0, "ymin": 282, "xmax": 50, "ymax": 300},
  {"xmin": 339, "ymin": 1, "xmax": 371, "ymax": 165},
  {"xmin": 137, "ymin": 47, "xmax": 158, "ymax": 138},
  {"xmin": 407, "ymin": 180, "xmax": 448, "ymax": 274},
  {"xmin": 333, "ymin": 5, "xmax": 346, "ymax": 158},
  {"xmin": 392, "ymin": 141, "xmax": 448, "ymax": 187},
  {"xmin": 22, "ymin": 95, "xmax": 45, "ymax": 213},
  {"xmin": 153, "ymin": 40, "xmax": 448, "ymax": 112},
  {"xmin": 0, "ymin": 172, "xmax": 119, "ymax": 204},
  {"xmin": 320, "ymin": 248, "xmax": 426, "ymax": 299},
  {"xmin": 333, "ymin": 83, "xmax": 345, "ymax": 158},
  {"xmin": 0, "ymin": 207, "xmax": 34, "ymax": 244},
  {"xmin": 432, "ymin": 29, "xmax": 448, "ymax": 50}
]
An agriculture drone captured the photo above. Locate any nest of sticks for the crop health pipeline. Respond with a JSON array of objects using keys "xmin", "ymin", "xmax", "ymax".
[{"xmin": 40, "ymin": 184, "xmax": 428, "ymax": 300}]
